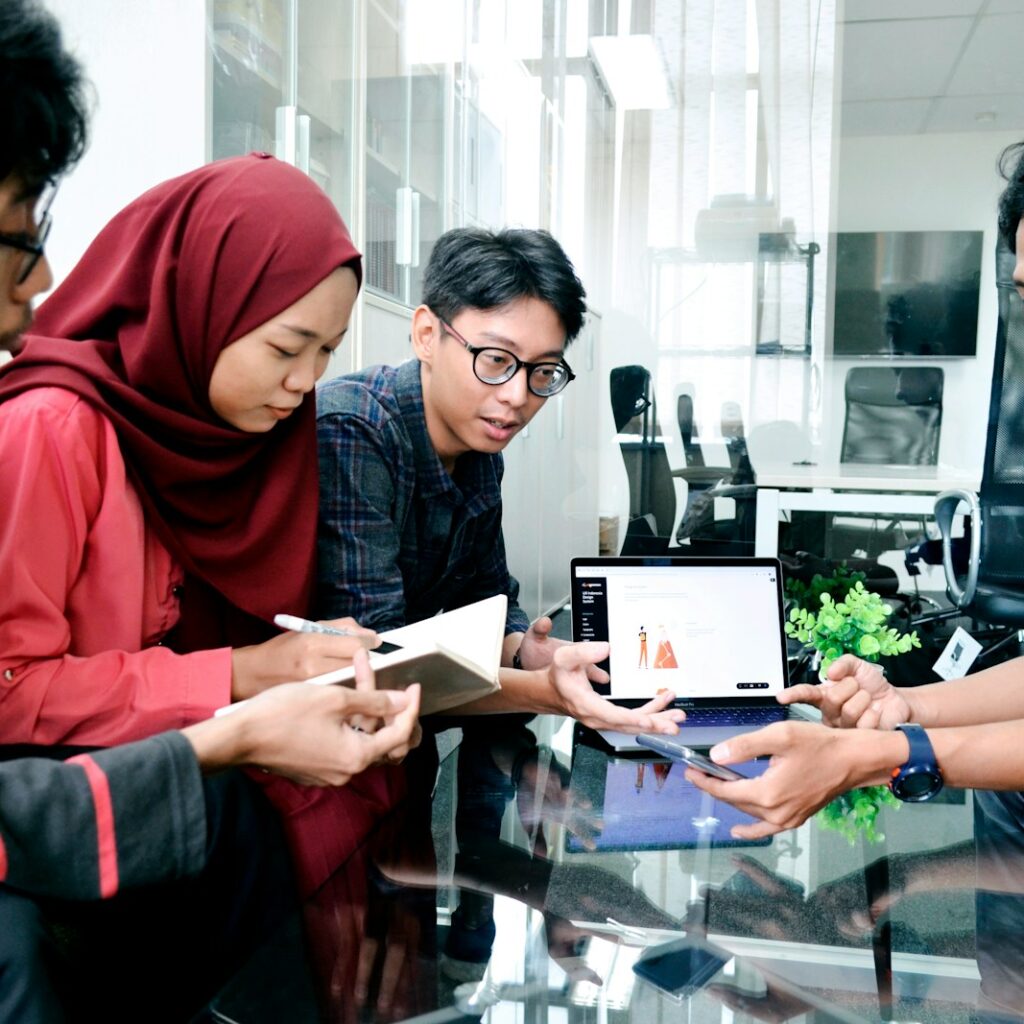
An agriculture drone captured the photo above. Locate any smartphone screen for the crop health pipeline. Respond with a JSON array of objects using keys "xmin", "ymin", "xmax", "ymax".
[{"xmin": 633, "ymin": 941, "xmax": 730, "ymax": 996}]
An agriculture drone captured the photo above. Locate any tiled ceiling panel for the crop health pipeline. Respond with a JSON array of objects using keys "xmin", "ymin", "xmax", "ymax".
[
  {"xmin": 842, "ymin": 0, "xmax": 985, "ymax": 22},
  {"xmin": 946, "ymin": 12, "xmax": 1024, "ymax": 96},
  {"xmin": 927, "ymin": 93, "xmax": 1024, "ymax": 134},
  {"xmin": 840, "ymin": 98, "xmax": 932, "ymax": 138},
  {"xmin": 840, "ymin": 18, "xmax": 973, "ymax": 103}
]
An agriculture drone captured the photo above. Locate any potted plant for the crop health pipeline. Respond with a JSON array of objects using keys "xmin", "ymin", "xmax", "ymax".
[{"xmin": 784, "ymin": 571, "xmax": 922, "ymax": 843}]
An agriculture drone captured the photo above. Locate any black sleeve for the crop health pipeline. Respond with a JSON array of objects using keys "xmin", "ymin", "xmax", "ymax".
[{"xmin": 0, "ymin": 731, "xmax": 206, "ymax": 901}]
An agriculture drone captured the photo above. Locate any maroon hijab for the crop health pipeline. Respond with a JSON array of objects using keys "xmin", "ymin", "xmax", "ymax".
[{"xmin": 0, "ymin": 154, "xmax": 361, "ymax": 639}]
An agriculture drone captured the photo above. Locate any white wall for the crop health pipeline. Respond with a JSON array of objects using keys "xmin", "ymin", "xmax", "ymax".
[
  {"xmin": 44, "ymin": 0, "xmax": 208, "ymax": 287},
  {"xmin": 831, "ymin": 129, "xmax": 1023, "ymax": 471}
]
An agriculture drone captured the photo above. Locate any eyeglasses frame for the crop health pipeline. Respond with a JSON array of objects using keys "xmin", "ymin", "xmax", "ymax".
[
  {"xmin": 0, "ymin": 183, "xmax": 58, "ymax": 286},
  {"xmin": 435, "ymin": 313, "xmax": 576, "ymax": 398}
]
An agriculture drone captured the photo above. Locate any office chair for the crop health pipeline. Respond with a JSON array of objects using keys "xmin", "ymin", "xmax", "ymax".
[
  {"xmin": 928, "ymin": 242, "xmax": 1024, "ymax": 662},
  {"xmin": 721, "ymin": 401, "xmax": 748, "ymax": 472},
  {"xmin": 672, "ymin": 383, "xmax": 742, "ymax": 533},
  {"xmin": 829, "ymin": 366, "xmax": 945, "ymax": 562},
  {"xmin": 677, "ymin": 390, "xmax": 704, "ymax": 467},
  {"xmin": 841, "ymin": 366, "xmax": 943, "ymax": 466},
  {"xmin": 611, "ymin": 365, "xmax": 677, "ymax": 554}
]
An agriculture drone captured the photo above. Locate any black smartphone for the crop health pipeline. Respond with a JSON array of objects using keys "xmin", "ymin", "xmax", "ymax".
[
  {"xmin": 632, "ymin": 937, "xmax": 731, "ymax": 999},
  {"xmin": 635, "ymin": 734, "xmax": 749, "ymax": 781}
]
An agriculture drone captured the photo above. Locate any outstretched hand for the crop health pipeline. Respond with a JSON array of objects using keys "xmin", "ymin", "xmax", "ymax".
[
  {"xmin": 683, "ymin": 720, "xmax": 880, "ymax": 839},
  {"xmin": 547, "ymin": 642, "xmax": 685, "ymax": 735},
  {"xmin": 779, "ymin": 654, "xmax": 913, "ymax": 730}
]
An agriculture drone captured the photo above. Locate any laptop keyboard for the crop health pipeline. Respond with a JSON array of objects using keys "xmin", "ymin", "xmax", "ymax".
[{"xmin": 675, "ymin": 706, "xmax": 787, "ymax": 726}]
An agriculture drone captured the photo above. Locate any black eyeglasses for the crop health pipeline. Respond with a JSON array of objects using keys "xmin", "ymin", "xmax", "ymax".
[
  {"xmin": 0, "ymin": 183, "xmax": 57, "ymax": 286},
  {"xmin": 437, "ymin": 315, "xmax": 576, "ymax": 398}
]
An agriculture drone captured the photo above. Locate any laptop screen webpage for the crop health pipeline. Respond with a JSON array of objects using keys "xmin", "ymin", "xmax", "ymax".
[{"xmin": 571, "ymin": 558, "xmax": 787, "ymax": 702}]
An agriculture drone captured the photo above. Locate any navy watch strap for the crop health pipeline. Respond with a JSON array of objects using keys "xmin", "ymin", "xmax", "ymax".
[{"xmin": 890, "ymin": 723, "xmax": 943, "ymax": 802}]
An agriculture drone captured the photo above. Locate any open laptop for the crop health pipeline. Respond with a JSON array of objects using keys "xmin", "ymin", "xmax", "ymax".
[{"xmin": 571, "ymin": 555, "xmax": 805, "ymax": 751}]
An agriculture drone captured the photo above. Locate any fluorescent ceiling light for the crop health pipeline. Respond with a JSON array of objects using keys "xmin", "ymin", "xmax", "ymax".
[{"xmin": 589, "ymin": 34, "xmax": 673, "ymax": 111}]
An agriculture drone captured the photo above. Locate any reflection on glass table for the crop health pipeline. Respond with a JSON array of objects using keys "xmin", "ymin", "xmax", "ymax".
[{"xmin": 203, "ymin": 714, "xmax": 1024, "ymax": 1023}]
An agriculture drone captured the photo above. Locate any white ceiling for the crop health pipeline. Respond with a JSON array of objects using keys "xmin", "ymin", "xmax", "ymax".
[{"xmin": 839, "ymin": 0, "xmax": 1024, "ymax": 136}]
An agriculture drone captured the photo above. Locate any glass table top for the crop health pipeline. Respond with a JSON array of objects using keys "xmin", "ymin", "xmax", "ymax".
[{"xmin": 208, "ymin": 715, "xmax": 1024, "ymax": 1024}]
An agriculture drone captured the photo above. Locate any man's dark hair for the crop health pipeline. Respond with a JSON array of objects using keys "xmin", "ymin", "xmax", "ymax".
[
  {"xmin": 997, "ymin": 142, "xmax": 1024, "ymax": 254},
  {"xmin": 0, "ymin": 0, "xmax": 88, "ymax": 193},
  {"xmin": 422, "ymin": 228, "xmax": 587, "ymax": 344}
]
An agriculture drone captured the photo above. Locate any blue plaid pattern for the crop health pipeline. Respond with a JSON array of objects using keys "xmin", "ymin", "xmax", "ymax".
[{"xmin": 315, "ymin": 359, "xmax": 530, "ymax": 636}]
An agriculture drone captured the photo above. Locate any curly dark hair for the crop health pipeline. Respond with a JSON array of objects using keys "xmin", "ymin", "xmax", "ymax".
[
  {"xmin": 997, "ymin": 142, "xmax": 1024, "ymax": 254},
  {"xmin": 0, "ymin": 0, "xmax": 89, "ymax": 193},
  {"xmin": 422, "ymin": 227, "xmax": 587, "ymax": 344}
]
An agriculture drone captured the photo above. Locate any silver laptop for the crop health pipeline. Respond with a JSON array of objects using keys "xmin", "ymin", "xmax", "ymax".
[{"xmin": 570, "ymin": 556, "xmax": 804, "ymax": 751}]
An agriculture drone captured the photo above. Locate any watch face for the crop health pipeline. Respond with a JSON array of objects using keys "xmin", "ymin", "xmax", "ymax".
[{"xmin": 894, "ymin": 768, "xmax": 942, "ymax": 802}]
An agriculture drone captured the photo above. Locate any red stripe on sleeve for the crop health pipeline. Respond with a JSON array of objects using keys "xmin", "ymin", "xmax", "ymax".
[
  {"xmin": 68, "ymin": 754, "xmax": 119, "ymax": 898},
  {"xmin": 0, "ymin": 832, "xmax": 7, "ymax": 882}
]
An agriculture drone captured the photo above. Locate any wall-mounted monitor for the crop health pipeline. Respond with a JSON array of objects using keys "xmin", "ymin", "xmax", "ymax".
[{"xmin": 833, "ymin": 230, "xmax": 982, "ymax": 358}]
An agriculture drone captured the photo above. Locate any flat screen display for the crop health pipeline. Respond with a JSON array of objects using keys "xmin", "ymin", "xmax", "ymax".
[{"xmin": 833, "ymin": 230, "xmax": 982, "ymax": 358}]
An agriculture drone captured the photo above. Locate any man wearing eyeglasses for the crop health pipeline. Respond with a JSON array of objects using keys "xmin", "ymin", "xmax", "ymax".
[{"xmin": 316, "ymin": 227, "xmax": 683, "ymax": 732}]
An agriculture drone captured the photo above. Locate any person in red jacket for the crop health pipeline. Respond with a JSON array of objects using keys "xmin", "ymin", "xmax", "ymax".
[{"xmin": 0, "ymin": 3, "xmax": 419, "ymax": 1020}]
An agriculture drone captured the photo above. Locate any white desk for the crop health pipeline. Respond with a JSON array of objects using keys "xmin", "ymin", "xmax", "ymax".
[{"xmin": 753, "ymin": 462, "xmax": 980, "ymax": 557}]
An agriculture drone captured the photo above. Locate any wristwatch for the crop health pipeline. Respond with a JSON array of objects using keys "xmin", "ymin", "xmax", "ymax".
[{"xmin": 889, "ymin": 723, "xmax": 944, "ymax": 802}]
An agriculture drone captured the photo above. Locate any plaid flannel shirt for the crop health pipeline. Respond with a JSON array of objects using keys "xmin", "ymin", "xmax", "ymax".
[{"xmin": 315, "ymin": 359, "xmax": 530, "ymax": 637}]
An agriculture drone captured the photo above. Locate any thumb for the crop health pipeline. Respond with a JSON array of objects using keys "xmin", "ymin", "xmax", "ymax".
[
  {"xmin": 337, "ymin": 687, "xmax": 405, "ymax": 719},
  {"xmin": 530, "ymin": 616, "xmax": 554, "ymax": 639},
  {"xmin": 708, "ymin": 724, "xmax": 780, "ymax": 765}
]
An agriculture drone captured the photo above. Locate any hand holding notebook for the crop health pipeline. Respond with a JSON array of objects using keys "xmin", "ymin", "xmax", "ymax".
[{"xmin": 217, "ymin": 595, "xmax": 506, "ymax": 718}]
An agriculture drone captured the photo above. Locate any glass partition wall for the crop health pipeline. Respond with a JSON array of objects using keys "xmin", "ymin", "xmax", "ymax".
[{"xmin": 210, "ymin": 0, "xmax": 1020, "ymax": 617}]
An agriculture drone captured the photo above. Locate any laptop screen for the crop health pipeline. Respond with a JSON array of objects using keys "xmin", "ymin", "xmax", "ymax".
[{"xmin": 570, "ymin": 557, "xmax": 788, "ymax": 704}]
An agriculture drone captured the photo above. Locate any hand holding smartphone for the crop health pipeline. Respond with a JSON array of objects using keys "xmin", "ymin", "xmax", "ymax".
[{"xmin": 635, "ymin": 734, "xmax": 748, "ymax": 781}]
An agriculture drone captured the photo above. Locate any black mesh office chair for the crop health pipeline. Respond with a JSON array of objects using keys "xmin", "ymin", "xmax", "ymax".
[
  {"xmin": 611, "ymin": 367, "xmax": 754, "ymax": 555},
  {"xmin": 931, "ymin": 242, "xmax": 1024, "ymax": 657},
  {"xmin": 611, "ymin": 365, "xmax": 676, "ymax": 554},
  {"xmin": 841, "ymin": 366, "xmax": 944, "ymax": 466}
]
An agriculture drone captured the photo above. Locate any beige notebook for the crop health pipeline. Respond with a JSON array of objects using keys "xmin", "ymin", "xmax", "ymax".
[{"xmin": 217, "ymin": 594, "xmax": 506, "ymax": 718}]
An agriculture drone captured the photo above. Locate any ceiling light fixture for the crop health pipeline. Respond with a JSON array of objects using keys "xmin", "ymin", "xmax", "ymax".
[{"xmin": 588, "ymin": 34, "xmax": 674, "ymax": 111}]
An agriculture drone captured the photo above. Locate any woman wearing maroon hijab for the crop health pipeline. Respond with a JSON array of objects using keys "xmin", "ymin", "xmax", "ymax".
[{"xmin": 0, "ymin": 155, "xmax": 416, "ymax": 897}]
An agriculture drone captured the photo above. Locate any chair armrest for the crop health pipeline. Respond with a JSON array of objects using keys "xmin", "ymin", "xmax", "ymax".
[{"xmin": 934, "ymin": 488, "xmax": 980, "ymax": 608}]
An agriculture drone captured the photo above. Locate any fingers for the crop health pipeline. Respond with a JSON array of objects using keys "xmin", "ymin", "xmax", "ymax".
[
  {"xmin": 598, "ymin": 702, "xmax": 684, "ymax": 734},
  {"xmin": 777, "ymin": 683, "xmax": 824, "ymax": 707},
  {"xmin": 354, "ymin": 937, "xmax": 378, "ymax": 1006},
  {"xmin": 361, "ymin": 684, "xmax": 421, "ymax": 764},
  {"xmin": 554, "ymin": 640, "xmax": 609, "ymax": 671},
  {"xmin": 376, "ymin": 938, "xmax": 408, "ymax": 1015},
  {"xmin": 637, "ymin": 689, "xmax": 676, "ymax": 713},
  {"xmin": 728, "ymin": 818, "xmax": 786, "ymax": 840},
  {"xmin": 826, "ymin": 653, "xmax": 863, "ymax": 681},
  {"xmin": 350, "ymin": 647, "xmax": 374, "ymax": 732}
]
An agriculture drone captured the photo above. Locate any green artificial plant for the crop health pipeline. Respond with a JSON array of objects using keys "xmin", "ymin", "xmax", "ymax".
[{"xmin": 784, "ymin": 571, "xmax": 922, "ymax": 844}]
